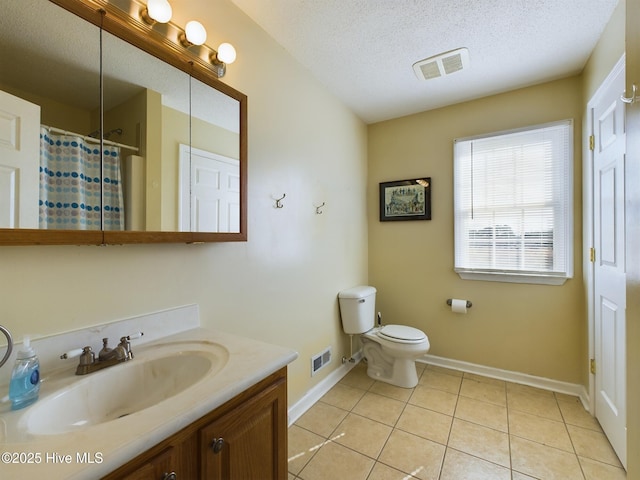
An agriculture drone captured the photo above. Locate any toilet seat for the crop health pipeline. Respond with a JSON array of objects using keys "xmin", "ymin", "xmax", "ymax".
[{"xmin": 377, "ymin": 325, "xmax": 427, "ymax": 344}]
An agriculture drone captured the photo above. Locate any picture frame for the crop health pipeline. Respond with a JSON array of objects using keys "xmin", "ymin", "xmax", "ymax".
[{"xmin": 379, "ymin": 178, "xmax": 431, "ymax": 222}]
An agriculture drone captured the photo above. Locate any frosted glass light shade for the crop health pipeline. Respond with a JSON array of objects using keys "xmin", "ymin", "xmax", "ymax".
[
  {"xmin": 217, "ymin": 43, "xmax": 237, "ymax": 64},
  {"xmin": 185, "ymin": 21, "xmax": 207, "ymax": 46},
  {"xmin": 147, "ymin": 0, "xmax": 172, "ymax": 23}
]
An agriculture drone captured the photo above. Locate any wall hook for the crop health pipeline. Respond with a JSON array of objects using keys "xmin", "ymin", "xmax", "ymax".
[
  {"xmin": 274, "ymin": 193, "xmax": 286, "ymax": 208},
  {"xmin": 621, "ymin": 84, "xmax": 638, "ymax": 104},
  {"xmin": 315, "ymin": 202, "xmax": 325, "ymax": 214}
]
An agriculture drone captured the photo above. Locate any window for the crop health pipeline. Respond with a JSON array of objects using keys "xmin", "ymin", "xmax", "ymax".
[{"xmin": 453, "ymin": 120, "xmax": 573, "ymax": 285}]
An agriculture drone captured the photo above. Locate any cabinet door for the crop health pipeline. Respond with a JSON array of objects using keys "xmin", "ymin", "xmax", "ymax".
[
  {"xmin": 201, "ymin": 378, "xmax": 287, "ymax": 480},
  {"xmin": 102, "ymin": 433, "xmax": 198, "ymax": 480},
  {"xmin": 117, "ymin": 446, "xmax": 177, "ymax": 480}
]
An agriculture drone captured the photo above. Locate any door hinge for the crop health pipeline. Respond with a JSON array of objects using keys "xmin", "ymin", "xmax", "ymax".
[
  {"xmin": 590, "ymin": 247, "xmax": 596, "ymax": 263},
  {"xmin": 589, "ymin": 135, "xmax": 595, "ymax": 151},
  {"xmin": 590, "ymin": 358, "xmax": 596, "ymax": 375}
]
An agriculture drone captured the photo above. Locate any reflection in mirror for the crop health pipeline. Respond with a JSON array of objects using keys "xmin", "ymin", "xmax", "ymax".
[
  {"xmin": 102, "ymin": 24, "xmax": 241, "ymax": 233},
  {"xmin": 102, "ymin": 29, "xmax": 190, "ymax": 232},
  {"xmin": 0, "ymin": 0, "xmax": 101, "ymax": 230},
  {"xmin": 0, "ymin": 0, "xmax": 247, "ymax": 244},
  {"xmin": 180, "ymin": 75, "xmax": 240, "ymax": 233}
]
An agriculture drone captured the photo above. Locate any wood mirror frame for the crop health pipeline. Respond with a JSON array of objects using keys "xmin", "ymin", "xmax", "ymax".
[{"xmin": 0, "ymin": 0, "xmax": 247, "ymax": 246}]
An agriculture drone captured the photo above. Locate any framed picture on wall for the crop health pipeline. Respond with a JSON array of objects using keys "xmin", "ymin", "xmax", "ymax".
[{"xmin": 379, "ymin": 178, "xmax": 431, "ymax": 221}]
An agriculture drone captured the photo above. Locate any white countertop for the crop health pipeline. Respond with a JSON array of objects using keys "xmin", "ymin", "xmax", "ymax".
[{"xmin": 0, "ymin": 327, "xmax": 298, "ymax": 479}]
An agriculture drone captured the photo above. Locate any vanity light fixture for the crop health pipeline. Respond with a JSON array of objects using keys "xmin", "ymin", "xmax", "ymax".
[
  {"xmin": 179, "ymin": 20, "xmax": 207, "ymax": 47},
  {"xmin": 210, "ymin": 42, "xmax": 237, "ymax": 77},
  {"xmin": 215, "ymin": 43, "xmax": 237, "ymax": 64},
  {"xmin": 137, "ymin": 1, "xmax": 237, "ymax": 78},
  {"xmin": 141, "ymin": 0, "xmax": 172, "ymax": 25}
]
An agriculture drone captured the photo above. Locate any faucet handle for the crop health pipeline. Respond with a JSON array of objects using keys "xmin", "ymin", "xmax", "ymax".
[
  {"xmin": 61, "ymin": 346, "xmax": 95, "ymax": 373},
  {"xmin": 60, "ymin": 348, "xmax": 85, "ymax": 360},
  {"xmin": 118, "ymin": 332, "xmax": 144, "ymax": 360},
  {"xmin": 118, "ymin": 332, "xmax": 144, "ymax": 346},
  {"xmin": 78, "ymin": 346, "xmax": 95, "ymax": 366},
  {"xmin": 124, "ymin": 332, "xmax": 144, "ymax": 340}
]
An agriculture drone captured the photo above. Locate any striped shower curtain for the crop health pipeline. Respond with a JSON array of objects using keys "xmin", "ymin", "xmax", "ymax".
[{"xmin": 39, "ymin": 127, "xmax": 124, "ymax": 230}]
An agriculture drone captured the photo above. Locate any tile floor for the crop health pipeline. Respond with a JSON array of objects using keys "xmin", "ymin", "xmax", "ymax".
[{"xmin": 288, "ymin": 362, "xmax": 626, "ymax": 480}]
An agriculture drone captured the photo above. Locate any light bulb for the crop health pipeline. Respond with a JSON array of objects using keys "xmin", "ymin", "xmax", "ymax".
[
  {"xmin": 146, "ymin": 0, "xmax": 172, "ymax": 23},
  {"xmin": 185, "ymin": 21, "xmax": 207, "ymax": 46},
  {"xmin": 217, "ymin": 43, "xmax": 237, "ymax": 64}
]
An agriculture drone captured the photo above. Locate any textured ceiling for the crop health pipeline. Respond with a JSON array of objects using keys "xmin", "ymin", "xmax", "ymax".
[{"xmin": 230, "ymin": 0, "xmax": 620, "ymax": 124}]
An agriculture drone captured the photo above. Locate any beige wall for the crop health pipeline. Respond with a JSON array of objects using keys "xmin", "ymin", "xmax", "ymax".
[
  {"xmin": 625, "ymin": 0, "xmax": 640, "ymax": 474},
  {"xmin": 0, "ymin": 0, "xmax": 368, "ymax": 407},
  {"xmin": 1, "ymin": 83, "xmax": 93, "ymax": 133},
  {"xmin": 582, "ymin": 0, "xmax": 626, "ymax": 103},
  {"xmin": 368, "ymin": 77, "xmax": 585, "ymax": 384}
]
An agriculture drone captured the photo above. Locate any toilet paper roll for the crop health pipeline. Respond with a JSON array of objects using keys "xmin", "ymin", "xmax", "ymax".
[{"xmin": 450, "ymin": 298, "xmax": 468, "ymax": 314}]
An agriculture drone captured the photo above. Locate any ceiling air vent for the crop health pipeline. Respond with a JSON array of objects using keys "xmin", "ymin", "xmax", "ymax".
[{"xmin": 413, "ymin": 47, "xmax": 469, "ymax": 80}]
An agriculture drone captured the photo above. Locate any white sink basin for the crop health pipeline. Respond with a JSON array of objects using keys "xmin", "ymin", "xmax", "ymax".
[{"xmin": 23, "ymin": 344, "xmax": 228, "ymax": 435}]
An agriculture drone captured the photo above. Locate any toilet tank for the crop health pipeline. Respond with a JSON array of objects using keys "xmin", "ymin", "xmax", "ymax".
[{"xmin": 338, "ymin": 286, "xmax": 377, "ymax": 334}]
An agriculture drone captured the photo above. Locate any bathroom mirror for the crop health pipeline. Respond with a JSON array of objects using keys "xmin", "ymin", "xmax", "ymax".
[{"xmin": 0, "ymin": 0, "xmax": 247, "ymax": 245}]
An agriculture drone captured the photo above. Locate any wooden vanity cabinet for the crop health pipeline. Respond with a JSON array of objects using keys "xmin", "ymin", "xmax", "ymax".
[{"xmin": 102, "ymin": 368, "xmax": 288, "ymax": 480}]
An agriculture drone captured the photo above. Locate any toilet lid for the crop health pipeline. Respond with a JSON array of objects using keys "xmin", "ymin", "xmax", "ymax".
[{"xmin": 378, "ymin": 325, "xmax": 427, "ymax": 344}]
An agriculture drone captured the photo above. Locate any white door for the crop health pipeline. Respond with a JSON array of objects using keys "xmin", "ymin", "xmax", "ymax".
[
  {"xmin": 591, "ymin": 61, "xmax": 626, "ymax": 468},
  {"xmin": 0, "ymin": 90, "xmax": 40, "ymax": 228},
  {"xmin": 179, "ymin": 145, "xmax": 240, "ymax": 232}
]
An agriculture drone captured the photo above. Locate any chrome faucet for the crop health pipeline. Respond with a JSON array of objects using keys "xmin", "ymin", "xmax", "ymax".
[
  {"xmin": 0, "ymin": 324, "xmax": 13, "ymax": 370},
  {"xmin": 60, "ymin": 332, "xmax": 143, "ymax": 375}
]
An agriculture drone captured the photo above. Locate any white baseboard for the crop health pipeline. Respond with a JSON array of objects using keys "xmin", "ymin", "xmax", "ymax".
[
  {"xmin": 287, "ymin": 352, "xmax": 592, "ymax": 425},
  {"xmin": 288, "ymin": 352, "xmax": 362, "ymax": 426},
  {"xmin": 421, "ymin": 354, "xmax": 591, "ymax": 412}
]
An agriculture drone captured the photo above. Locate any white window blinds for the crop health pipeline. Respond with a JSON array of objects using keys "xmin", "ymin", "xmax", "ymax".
[{"xmin": 454, "ymin": 120, "xmax": 573, "ymax": 283}]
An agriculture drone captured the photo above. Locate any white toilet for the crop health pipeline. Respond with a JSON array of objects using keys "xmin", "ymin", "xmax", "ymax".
[{"xmin": 338, "ymin": 286, "xmax": 430, "ymax": 388}]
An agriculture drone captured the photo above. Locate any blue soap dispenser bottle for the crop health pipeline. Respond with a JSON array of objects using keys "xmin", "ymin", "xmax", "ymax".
[{"xmin": 8, "ymin": 335, "xmax": 40, "ymax": 410}]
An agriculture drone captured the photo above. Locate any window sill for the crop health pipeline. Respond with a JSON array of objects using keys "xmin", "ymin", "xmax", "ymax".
[{"xmin": 456, "ymin": 270, "xmax": 569, "ymax": 285}]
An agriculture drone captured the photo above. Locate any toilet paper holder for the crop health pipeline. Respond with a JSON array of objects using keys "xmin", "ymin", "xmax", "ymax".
[{"xmin": 446, "ymin": 299, "xmax": 472, "ymax": 308}]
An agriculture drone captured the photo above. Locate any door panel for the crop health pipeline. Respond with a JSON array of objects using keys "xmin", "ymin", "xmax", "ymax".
[
  {"xmin": 600, "ymin": 297, "xmax": 621, "ymax": 414},
  {"xmin": 0, "ymin": 90, "xmax": 40, "ymax": 228},
  {"xmin": 599, "ymin": 163, "xmax": 617, "ymax": 265},
  {"xmin": 179, "ymin": 145, "xmax": 239, "ymax": 232},
  {"xmin": 592, "ymin": 62, "xmax": 627, "ymax": 468}
]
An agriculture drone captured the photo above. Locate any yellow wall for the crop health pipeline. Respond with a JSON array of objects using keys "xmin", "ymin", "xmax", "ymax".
[
  {"xmin": 160, "ymin": 106, "xmax": 188, "ymax": 230},
  {"xmin": 0, "ymin": 0, "xmax": 368, "ymax": 407},
  {"xmin": 104, "ymin": 90, "xmax": 145, "ymax": 157},
  {"xmin": 368, "ymin": 76, "xmax": 585, "ymax": 384},
  {"xmin": 146, "ymin": 90, "xmax": 163, "ymax": 231}
]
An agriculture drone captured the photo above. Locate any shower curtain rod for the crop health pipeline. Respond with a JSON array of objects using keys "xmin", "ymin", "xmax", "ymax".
[{"xmin": 41, "ymin": 124, "xmax": 139, "ymax": 153}]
